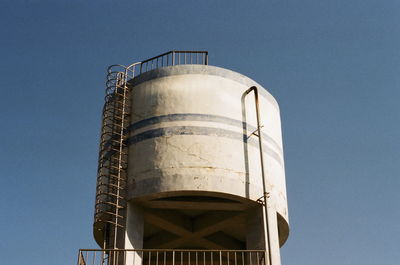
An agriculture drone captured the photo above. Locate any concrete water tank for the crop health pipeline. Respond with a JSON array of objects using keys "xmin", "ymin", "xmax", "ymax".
[{"xmin": 93, "ymin": 51, "xmax": 289, "ymax": 265}]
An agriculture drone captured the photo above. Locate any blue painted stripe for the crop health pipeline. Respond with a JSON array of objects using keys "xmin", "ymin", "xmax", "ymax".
[
  {"xmin": 127, "ymin": 126, "xmax": 242, "ymax": 144},
  {"xmin": 101, "ymin": 114, "xmax": 284, "ymax": 166},
  {"xmin": 127, "ymin": 113, "xmax": 281, "ymax": 151},
  {"xmin": 126, "ymin": 126, "xmax": 283, "ymax": 166},
  {"xmin": 127, "ymin": 113, "xmax": 244, "ymax": 131}
]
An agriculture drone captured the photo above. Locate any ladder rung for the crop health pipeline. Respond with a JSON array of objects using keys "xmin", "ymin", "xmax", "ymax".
[
  {"xmin": 97, "ymin": 182, "xmax": 126, "ymax": 189},
  {"xmin": 95, "ymin": 211, "xmax": 125, "ymax": 220},
  {"xmin": 96, "ymin": 192, "xmax": 124, "ymax": 200}
]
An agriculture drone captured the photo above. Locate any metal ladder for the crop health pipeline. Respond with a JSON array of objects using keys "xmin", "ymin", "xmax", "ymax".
[
  {"xmin": 93, "ymin": 50, "xmax": 208, "ymax": 252},
  {"xmin": 94, "ymin": 63, "xmax": 140, "ymax": 250}
]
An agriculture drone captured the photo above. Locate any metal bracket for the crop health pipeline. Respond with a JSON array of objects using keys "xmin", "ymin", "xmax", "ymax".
[
  {"xmin": 248, "ymin": 125, "xmax": 264, "ymax": 139},
  {"xmin": 256, "ymin": 192, "xmax": 271, "ymax": 205}
]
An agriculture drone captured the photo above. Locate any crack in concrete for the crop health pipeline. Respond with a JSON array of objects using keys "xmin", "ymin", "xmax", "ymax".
[{"xmin": 165, "ymin": 137, "xmax": 212, "ymax": 164}]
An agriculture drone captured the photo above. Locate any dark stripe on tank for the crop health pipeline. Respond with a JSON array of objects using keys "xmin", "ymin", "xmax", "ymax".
[
  {"xmin": 125, "ymin": 126, "xmax": 283, "ymax": 166},
  {"xmin": 128, "ymin": 113, "xmax": 244, "ymax": 131},
  {"xmin": 127, "ymin": 113, "xmax": 281, "ymax": 151}
]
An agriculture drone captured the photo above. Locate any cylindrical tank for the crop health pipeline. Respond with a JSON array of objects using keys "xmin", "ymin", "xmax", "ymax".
[{"xmin": 124, "ymin": 65, "xmax": 289, "ymax": 253}]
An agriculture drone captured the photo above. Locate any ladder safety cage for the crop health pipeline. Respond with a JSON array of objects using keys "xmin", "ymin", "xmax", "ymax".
[
  {"xmin": 94, "ymin": 51, "xmax": 209, "ymax": 249},
  {"xmin": 94, "ymin": 62, "xmax": 140, "ymax": 249}
]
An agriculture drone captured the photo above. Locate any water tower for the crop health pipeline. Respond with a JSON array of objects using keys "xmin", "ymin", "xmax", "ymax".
[{"xmin": 79, "ymin": 51, "xmax": 289, "ymax": 265}]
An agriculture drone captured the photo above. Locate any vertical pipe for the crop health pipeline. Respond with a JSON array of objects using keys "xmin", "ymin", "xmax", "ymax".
[
  {"xmin": 101, "ymin": 250, "xmax": 105, "ymax": 265},
  {"xmin": 244, "ymin": 86, "xmax": 272, "ymax": 265},
  {"xmin": 264, "ymin": 251, "xmax": 267, "ymax": 265}
]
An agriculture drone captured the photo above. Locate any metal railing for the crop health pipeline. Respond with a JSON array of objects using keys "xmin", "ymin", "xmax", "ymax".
[
  {"xmin": 139, "ymin": 51, "xmax": 208, "ymax": 74},
  {"xmin": 78, "ymin": 249, "xmax": 267, "ymax": 265}
]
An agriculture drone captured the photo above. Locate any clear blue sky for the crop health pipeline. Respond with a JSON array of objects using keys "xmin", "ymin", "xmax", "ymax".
[{"xmin": 1, "ymin": 1, "xmax": 399, "ymax": 264}]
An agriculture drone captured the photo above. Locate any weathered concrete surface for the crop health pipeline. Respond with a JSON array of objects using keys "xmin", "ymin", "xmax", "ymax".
[{"xmin": 123, "ymin": 65, "xmax": 289, "ymax": 265}]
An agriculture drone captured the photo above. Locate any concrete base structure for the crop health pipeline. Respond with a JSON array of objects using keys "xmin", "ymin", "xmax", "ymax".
[{"xmin": 123, "ymin": 197, "xmax": 283, "ymax": 265}]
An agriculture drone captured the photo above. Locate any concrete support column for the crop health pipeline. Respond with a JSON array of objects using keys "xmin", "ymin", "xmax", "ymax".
[
  {"xmin": 124, "ymin": 202, "xmax": 144, "ymax": 265},
  {"xmin": 246, "ymin": 207, "xmax": 265, "ymax": 250},
  {"xmin": 246, "ymin": 206, "xmax": 281, "ymax": 265},
  {"xmin": 266, "ymin": 208, "xmax": 281, "ymax": 265}
]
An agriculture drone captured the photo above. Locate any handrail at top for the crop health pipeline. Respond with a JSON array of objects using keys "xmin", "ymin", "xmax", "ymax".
[
  {"xmin": 105, "ymin": 51, "xmax": 209, "ymax": 90},
  {"xmin": 141, "ymin": 50, "xmax": 208, "ymax": 65}
]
